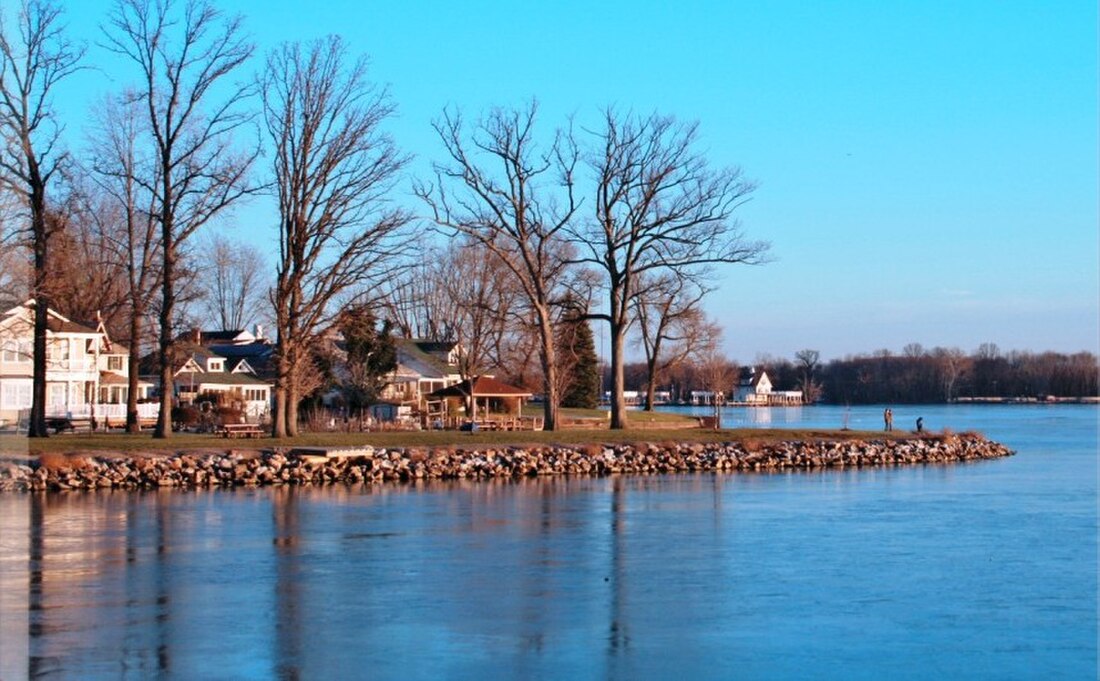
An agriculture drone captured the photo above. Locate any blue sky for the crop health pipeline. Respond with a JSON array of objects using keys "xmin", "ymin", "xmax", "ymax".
[{"xmin": 48, "ymin": 1, "xmax": 1100, "ymax": 362}]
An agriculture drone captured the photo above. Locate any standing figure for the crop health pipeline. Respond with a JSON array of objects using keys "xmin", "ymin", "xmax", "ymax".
[
  {"xmin": 884, "ymin": 408, "xmax": 893, "ymax": 432},
  {"xmin": 916, "ymin": 417, "xmax": 924, "ymax": 433}
]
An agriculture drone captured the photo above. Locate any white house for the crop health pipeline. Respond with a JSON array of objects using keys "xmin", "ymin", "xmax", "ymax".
[
  {"xmin": 142, "ymin": 344, "xmax": 272, "ymax": 420},
  {"xmin": 734, "ymin": 367, "xmax": 802, "ymax": 405},
  {"xmin": 379, "ymin": 339, "xmax": 464, "ymax": 407},
  {"xmin": 0, "ymin": 302, "xmax": 155, "ymax": 426}
]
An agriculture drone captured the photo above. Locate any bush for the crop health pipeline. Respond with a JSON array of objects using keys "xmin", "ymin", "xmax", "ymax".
[
  {"xmin": 172, "ymin": 405, "xmax": 201, "ymax": 428},
  {"xmin": 216, "ymin": 406, "xmax": 244, "ymax": 425}
]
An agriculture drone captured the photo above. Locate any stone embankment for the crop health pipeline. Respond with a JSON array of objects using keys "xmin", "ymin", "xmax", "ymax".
[{"xmin": 0, "ymin": 434, "xmax": 1014, "ymax": 492}]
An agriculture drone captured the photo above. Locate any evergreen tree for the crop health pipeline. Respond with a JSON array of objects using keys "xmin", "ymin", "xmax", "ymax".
[
  {"xmin": 339, "ymin": 306, "xmax": 397, "ymax": 409},
  {"xmin": 560, "ymin": 312, "xmax": 601, "ymax": 409}
]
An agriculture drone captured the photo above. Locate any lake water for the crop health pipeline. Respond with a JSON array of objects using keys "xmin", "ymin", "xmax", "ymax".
[{"xmin": 0, "ymin": 404, "xmax": 1095, "ymax": 680}]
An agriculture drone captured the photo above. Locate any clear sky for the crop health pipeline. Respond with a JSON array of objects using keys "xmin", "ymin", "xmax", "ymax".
[{"xmin": 44, "ymin": 0, "xmax": 1100, "ymax": 362}]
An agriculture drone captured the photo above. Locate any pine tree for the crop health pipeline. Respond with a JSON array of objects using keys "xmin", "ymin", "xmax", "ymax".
[
  {"xmin": 339, "ymin": 306, "xmax": 397, "ymax": 409},
  {"xmin": 560, "ymin": 313, "xmax": 601, "ymax": 409}
]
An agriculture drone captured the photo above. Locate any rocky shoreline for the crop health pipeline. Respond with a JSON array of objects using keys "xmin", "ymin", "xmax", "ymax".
[{"xmin": 0, "ymin": 433, "xmax": 1014, "ymax": 492}]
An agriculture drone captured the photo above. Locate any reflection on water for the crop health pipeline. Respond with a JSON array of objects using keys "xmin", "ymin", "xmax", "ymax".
[{"xmin": 0, "ymin": 405, "xmax": 1096, "ymax": 680}]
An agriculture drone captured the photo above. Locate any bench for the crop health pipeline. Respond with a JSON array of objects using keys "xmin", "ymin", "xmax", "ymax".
[{"xmin": 221, "ymin": 423, "xmax": 265, "ymax": 439}]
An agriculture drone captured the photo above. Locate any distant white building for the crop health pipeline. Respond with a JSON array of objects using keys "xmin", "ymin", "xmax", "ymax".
[{"xmin": 734, "ymin": 367, "xmax": 802, "ymax": 405}]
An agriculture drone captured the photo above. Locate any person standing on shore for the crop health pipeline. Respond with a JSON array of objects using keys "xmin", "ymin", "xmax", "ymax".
[
  {"xmin": 916, "ymin": 417, "xmax": 924, "ymax": 433},
  {"xmin": 884, "ymin": 408, "xmax": 893, "ymax": 432}
]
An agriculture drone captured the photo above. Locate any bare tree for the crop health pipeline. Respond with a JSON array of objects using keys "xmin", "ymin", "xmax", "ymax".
[
  {"xmin": 86, "ymin": 93, "xmax": 162, "ymax": 432},
  {"xmin": 376, "ymin": 255, "xmax": 458, "ymax": 341},
  {"xmin": 0, "ymin": 190, "xmax": 30, "ymax": 309},
  {"xmin": 262, "ymin": 36, "xmax": 413, "ymax": 437},
  {"xmin": 794, "ymin": 348, "xmax": 822, "ymax": 404},
  {"xmin": 934, "ymin": 347, "xmax": 967, "ymax": 402},
  {"xmin": 416, "ymin": 102, "xmax": 578, "ymax": 430},
  {"xmin": 442, "ymin": 241, "xmax": 516, "ymax": 378},
  {"xmin": 695, "ymin": 341, "xmax": 738, "ymax": 430},
  {"xmin": 105, "ymin": 0, "xmax": 257, "ymax": 438},
  {"xmin": 39, "ymin": 190, "xmax": 128, "ymax": 334},
  {"xmin": 197, "ymin": 233, "xmax": 266, "ymax": 331},
  {"xmin": 0, "ymin": 0, "xmax": 84, "ymax": 437},
  {"xmin": 633, "ymin": 272, "xmax": 717, "ymax": 411},
  {"xmin": 571, "ymin": 110, "xmax": 768, "ymax": 429}
]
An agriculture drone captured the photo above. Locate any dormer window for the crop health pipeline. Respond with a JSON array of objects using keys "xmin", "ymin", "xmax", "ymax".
[{"xmin": 208, "ymin": 359, "xmax": 224, "ymax": 372}]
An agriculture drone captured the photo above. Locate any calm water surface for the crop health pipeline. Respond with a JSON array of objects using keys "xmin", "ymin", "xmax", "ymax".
[{"xmin": 0, "ymin": 404, "xmax": 1095, "ymax": 680}]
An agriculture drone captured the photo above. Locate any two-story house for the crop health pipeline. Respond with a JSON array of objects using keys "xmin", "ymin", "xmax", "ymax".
[
  {"xmin": 379, "ymin": 339, "xmax": 464, "ymax": 408},
  {"xmin": 0, "ymin": 302, "xmax": 154, "ymax": 425},
  {"xmin": 141, "ymin": 342, "xmax": 272, "ymax": 420},
  {"xmin": 734, "ymin": 367, "xmax": 803, "ymax": 405}
]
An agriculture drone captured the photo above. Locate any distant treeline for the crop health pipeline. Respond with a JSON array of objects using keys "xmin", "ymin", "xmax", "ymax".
[
  {"xmin": 617, "ymin": 345, "xmax": 1098, "ymax": 405},
  {"xmin": 812, "ymin": 348, "xmax": 1098, "ymax": 404}
]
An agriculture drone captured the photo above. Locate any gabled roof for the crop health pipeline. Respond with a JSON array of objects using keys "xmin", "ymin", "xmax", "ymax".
[
  {"xmin": 739, "ymin": 367, "xmax": 768, "ymax": 388},
  {"xmin": 140, "ymin": 343, "xmax": 218, "ymax": 377},
  {"xmin": 173, "ymin": 328, "xmax": 259, "ymax": 346},
  {"xmin": 46, "ymin": 317, "xmax": 99, "ymax": 335},
  {"xmin": 395, "ymin": 338, "xmax": 460, "ymax": 379},
  {"xmin": 186, "ymin": 371, "xmax": 270, "ymax": 387},
  {"xmin": 209, "ymin": 342, "xmax": 275, "ymax": 379},
  {"xmin": 4, "ymin": 301, "xmax": 100, "ymax": 335},
  {"xmin": 428, "ymin": 376, "xmax": 531, "ymax": 399}
]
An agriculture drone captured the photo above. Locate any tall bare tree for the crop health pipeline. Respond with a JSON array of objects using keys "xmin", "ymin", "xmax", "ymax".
[
  {"xmin": 0, "ymin": 0, "xmax": 84, "ymax": 437},
  {"xmin": 794, "ymin": 348, "xmax": 822, "ymax": 404},
  {"xmin": 695, "ymin": 341, "xmax": 738, "ymax": 430},
  {"xmin": 105, "ymin": 0, "xmax": 257, "ymax": 438},
  {"xmin": 197, "ymin": 233, "xmax": 266, "ymax": 331},
  {"xmin": 87, "ymin": 93, "xmax": 162, "ymax": 432},
  {"xmin": 42, "ymin": 189, "xmax": 129, "ymax": 334},
  {"xmin": 442, "ymin": 241, "xmax": 516, "ymax": 377},
  {"xmin": 571, "ymin": 110, "xmax": 768, "ymax": 429},
  {"xmin": 633, "ymin": 272, "xmax": 717, "ymax": 411},
  {"xmin": 262, "ymin": 36, "xmax": 413, "ymax": 437},
  {"xmin": 377, "ymin": 246, "xmax": 462, "ymax": 342},
  {"xmin": 416, "ymin": 102, "xmax": 578, "ymax": 430}
]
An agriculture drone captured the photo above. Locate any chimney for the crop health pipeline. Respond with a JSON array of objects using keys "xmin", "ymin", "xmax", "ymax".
[
  {"xmin": 254, "ymin": 324, "xmax": 264, "ymax": 340},
  {"xmin": 191, "ymin": 328, "xmax": 201, "ymax": 344}
]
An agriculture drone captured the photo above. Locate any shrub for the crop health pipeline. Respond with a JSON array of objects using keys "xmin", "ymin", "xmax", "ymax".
[
  {"xmin": 172, "ymin": 405, "xmax": 201, "ymax": 428},
  {"xmin": 216, "ymin": 406, "xmax": 244, "ymax": 425}
]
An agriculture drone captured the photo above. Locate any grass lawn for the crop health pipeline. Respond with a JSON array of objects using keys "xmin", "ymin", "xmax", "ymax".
[
  {"xmin": 0, "ymin": 425, "xmax": 923, "ymax": 457},
  {"xmin": 523, "ymin": 405, "xmax": 693, "ymax": 425}
]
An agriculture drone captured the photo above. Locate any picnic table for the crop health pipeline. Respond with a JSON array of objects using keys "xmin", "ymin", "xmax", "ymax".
[{"xmin": 221, "ymin": 423, "xmax": 265, "ymax": 439}]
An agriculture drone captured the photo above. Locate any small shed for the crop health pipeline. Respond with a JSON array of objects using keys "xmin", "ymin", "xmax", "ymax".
[{"xmin": 427, "ymin": 376, "xmax": 532, "ymax": 420}]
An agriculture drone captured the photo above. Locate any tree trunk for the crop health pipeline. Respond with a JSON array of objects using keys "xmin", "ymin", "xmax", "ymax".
[
  {"xmin": 154, "ymin": 240, "xmax": 175, "ymax": 439},
  {"xmin": 537, "ymin": 308, "xmax": 558, "ymax": 431},
  {"xmin": 286, "ymin": 382, "xmax": 300, "ymax": 437},
  {"xmin": 125, "ymin": 311, "xmax": 143, "ymax": 432},
  {"xmin": 272, "ymin": 345, "xmax": 289, "ymax": 437},
  {"xmin": 644, "ymin": 358, "xmax": 659, "ymax": 412},
  {"xmin": 28, "ymin": 189, "xmax": 49, "ymax": 438},
  {"xmin": 609, "ymin": 323, "xmax": 628, "ymax": 430},
  {"xmin": 272, "ymin": 385, "xmax": 286, "ymax": 437}
]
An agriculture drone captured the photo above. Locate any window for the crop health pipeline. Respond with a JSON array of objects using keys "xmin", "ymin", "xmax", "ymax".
[
  {"xmin": 1, "ymin": 383, "xmax": 32, "ymax": 408},
  {"xmin": 107, "ymin": 356, "xmax": 124, "ymax": 371},
  {"xmin": 48, "ymin": 383, "xmax": 66, "ymax": 407},
  {"xmin": 47, "ymin": 340, "xmax": 70, "ymax": 362},
  {"xmin": 1, "ymin": 341, "xmax": 18, "ymax": 362},
  {"xmin": 208, "ymin": 359, "xmax": 224, "ymax": 372}
]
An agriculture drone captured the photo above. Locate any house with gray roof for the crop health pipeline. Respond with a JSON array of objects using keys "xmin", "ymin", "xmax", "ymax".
[
  {"xmin": 379, "ymin": 339, "xmax": 464, "ymax": 407},
  {"xmin": 141, "ymin": 341, "xmax": 272, "ymax": 419}
]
